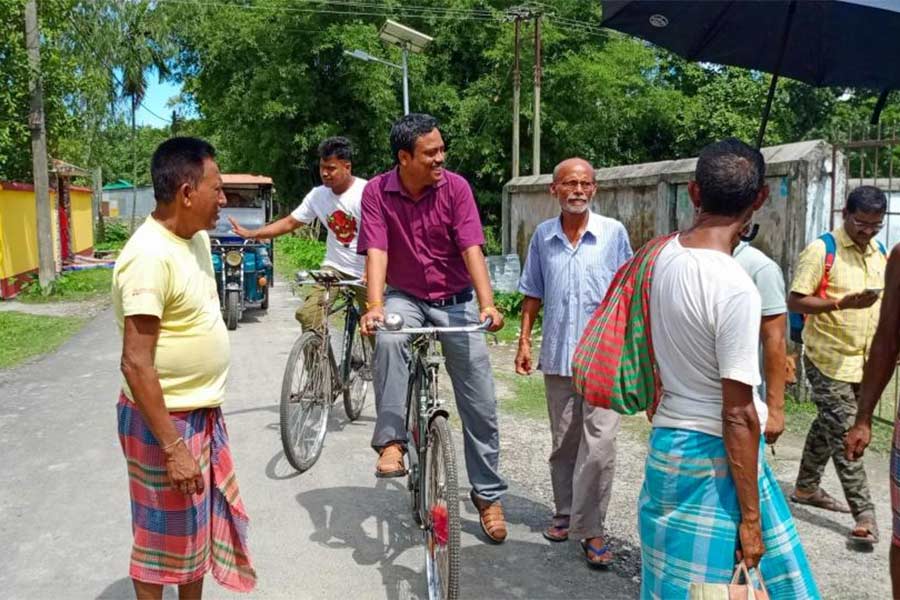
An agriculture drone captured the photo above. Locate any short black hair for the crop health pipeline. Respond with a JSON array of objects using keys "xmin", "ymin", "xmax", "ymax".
[
  {"xmin": 694, "ymin": 138, "xmax": 766, "ymax": 217},
  {"xmin": 318, "ymin": 136, "xmax": 353, "ymax": 162},
  {"xmin": 846, "ymin": 185, "xmax": 887, "ymax": 214},
  {"xmin": 390, "ymin": 113, "xmax": 438, "ymax": 164},
  {"xmin": 151, "ymin": 137, "xmax": 216, "ymax": 204}
]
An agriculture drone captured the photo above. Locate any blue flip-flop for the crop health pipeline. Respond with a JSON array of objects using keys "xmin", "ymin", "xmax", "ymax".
[{"xmin": 580, "ymin": 538, "xmax": 613, "ymax": 568}]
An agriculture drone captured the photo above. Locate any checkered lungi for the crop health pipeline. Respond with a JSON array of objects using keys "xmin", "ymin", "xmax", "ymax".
[
  {"xmin": 891, "ymin": 417, "xmax": 900, "ymax": 547},
  {"xmin": 117, "ymin": 394, "xmax": 256, "ymax": 591},
  {"xmin": 638, "ymin": 427, "xmax": 820, "ymax": 600}
]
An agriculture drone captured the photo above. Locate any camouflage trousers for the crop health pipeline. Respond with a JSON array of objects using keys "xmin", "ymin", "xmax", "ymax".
[{"xmin": 795, "ymin": 356, "xmax": 875, "ymax": 519}]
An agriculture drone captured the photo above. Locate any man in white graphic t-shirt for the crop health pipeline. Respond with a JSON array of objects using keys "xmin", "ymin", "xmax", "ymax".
[{"xmin": 228, "ymin": 136, "xmax": 367, "ymax": 329}]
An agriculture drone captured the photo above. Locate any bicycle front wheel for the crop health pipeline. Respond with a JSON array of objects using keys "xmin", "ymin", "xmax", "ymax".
[
  {"xmin": 343, "ymin": 324, "xmax": 370, "ymax": 421},
  {"xmin": 423, "ymin": 415, "xmax": 460, "ymax": 600},
  {"xmin": 280, "ymin": 331, "xmax": 331, "ymax": 472}
]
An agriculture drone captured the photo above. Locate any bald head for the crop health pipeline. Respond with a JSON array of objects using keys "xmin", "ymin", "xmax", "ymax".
[{"xmin": 553, "ymin": 157, "xmax": 595, "ymax": 182}]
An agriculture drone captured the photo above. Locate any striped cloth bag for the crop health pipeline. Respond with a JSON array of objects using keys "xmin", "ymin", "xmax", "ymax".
[{"xmin": 571, "ymin": 233, "xmax": 676, "ymax": 414}]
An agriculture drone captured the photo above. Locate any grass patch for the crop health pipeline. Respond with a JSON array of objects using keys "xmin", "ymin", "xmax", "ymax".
[
  {"xmin": 16, "ymin": 269, "xmax": 113, "ymax": 304},
  {"xmin": 0, "ymin": 312, "xmax": 86, "ymax": 368},
  {"xmin": 274, "ymin": 235, "xmax": 326, "ymax": 279},
  {"xmin": 498, "ymin": 372, "xmax": 547, "ymax": 420}
]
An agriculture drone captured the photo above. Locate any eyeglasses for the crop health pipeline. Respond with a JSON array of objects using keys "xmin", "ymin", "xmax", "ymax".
[
  {"xmin": 557, "ymin": 180, "xmax": 596, "ymax": 190},
  {"xmin": 848, "ymin": 215, "xmax": 884, "ymax": 232}
]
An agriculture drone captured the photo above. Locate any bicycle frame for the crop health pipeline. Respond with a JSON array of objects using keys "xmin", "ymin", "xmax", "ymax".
[
  {"xmin": 405, "ymin": 335, "xmax": 447, "ymax": 523},
  {"xmin": 295, "ymin": 271, "xmax": 364, "ymax": 393}
]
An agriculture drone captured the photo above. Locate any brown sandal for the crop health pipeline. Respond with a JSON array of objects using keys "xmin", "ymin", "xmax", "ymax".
[
  {"xmin": 375, "ymin": 443, "xmax": 407, "ymax": 478},
  {"xmin": 542, "ymin": 516, "xmax": 569, "ymax": 542},
  {"xmin": 470, "ymin": 491, "xmax": 508, "ymax": 544},
  {"xmin": 789, "ymin": 488, "xmax": 851, "ymax": 513},
  {"xmin": 849, "ymin": 515, "xmax": 880, "ymax": 545}
]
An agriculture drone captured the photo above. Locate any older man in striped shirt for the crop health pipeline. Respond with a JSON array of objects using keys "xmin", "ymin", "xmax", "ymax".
[{"xmin": 516, "ymin": 158, "xmax": 632, "ymax": 567}]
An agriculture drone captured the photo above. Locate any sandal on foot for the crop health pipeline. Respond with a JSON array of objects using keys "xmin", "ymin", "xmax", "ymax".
[
  {"xmin": 580, "ymin": 538, "xmax": 613, "ymax": 568},
  {"xmin": 542, "ymin": 517, "xmax": 569, "ymax": 542},
  {"xmin": 849, "ymin": 516, "xmax": 879, "ymax": 545},
  {"xmin": 375, "ymin": 443, "xmax": 407, "ymax": 478},
  {"xmin": 789, "ymin": 488, "xmax": 851, "ymax": 513},
  {"xmin": 470, "ymin": 490, "xmax": 508, "ymax": 544}
]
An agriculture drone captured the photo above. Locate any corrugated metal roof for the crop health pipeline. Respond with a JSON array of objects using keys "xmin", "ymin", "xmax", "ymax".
[{"xmin": 103, "ymin": 179, "xmax": 134, "ymax": 190}]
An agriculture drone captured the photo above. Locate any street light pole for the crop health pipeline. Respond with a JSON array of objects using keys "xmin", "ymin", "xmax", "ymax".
[{"xmin": 401, "ymin": 45, "xmax": 409, "ymax": 116}]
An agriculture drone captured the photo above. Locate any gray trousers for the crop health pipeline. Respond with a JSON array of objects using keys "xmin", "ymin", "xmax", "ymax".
[
  {"xmin": 544, "ymin": 374, "xmax": 620, "ymax": 539},
  {"xmin": 372, "ymin": 289, "xmax": 507, "ymax": 503}
]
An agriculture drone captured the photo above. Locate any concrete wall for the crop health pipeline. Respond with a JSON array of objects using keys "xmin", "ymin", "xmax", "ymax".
[
  {"xmin": 0, "ymin": 182, "xmax": 94, "ymax": 298},
  {"xmin": 70, "ymin": 188, "xmax": 94, "ymax": 254},
  {"xmin": 503, "ymin": 140, "xmax": 839, "ymax": 286}
]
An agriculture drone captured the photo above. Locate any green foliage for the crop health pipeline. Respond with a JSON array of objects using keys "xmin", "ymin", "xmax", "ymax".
[
  {"xmin": 483, "ymin": 225, "xmax": 503, "ymax": 256},
  {"xmin": 274, "ymin": 235, "xmax": 327, "ymax": 278},
  {"xmin": 17, "ymin": 268, "xmax": 113, "ymax": 303},
  {"xmin": 0, "ymin": 311, "xmax": 86, "ymax": 368},
  {"xmin": 98, "ymin": 220, "xmax": 131, "ymax": 243},
  {"xmin": 494, "ymin": 291, "xmax": 525, "ymax": 315}
]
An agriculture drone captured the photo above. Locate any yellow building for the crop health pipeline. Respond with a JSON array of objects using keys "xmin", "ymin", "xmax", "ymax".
[{"xmin": 0, "ymin": 181, "xmax": 94, "ymax": 298}]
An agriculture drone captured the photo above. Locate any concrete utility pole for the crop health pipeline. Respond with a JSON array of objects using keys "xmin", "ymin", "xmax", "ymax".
[
  {"xmin": 507, "ymin": 5, "xmax": 542, "ymax": 178},
  {"xmin": 511, "ymin": 14, "xmax": 522, "ymax": 179},
  {"xmin": 24, "ymin": 0, "xmax": 56, "ymax": 287},
  {"xmin": 533, "ymin": 13, "xmax": 542, "ymax": 176}
]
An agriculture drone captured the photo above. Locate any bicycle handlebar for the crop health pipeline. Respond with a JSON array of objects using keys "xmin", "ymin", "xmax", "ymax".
[
  {"xmin": 294, "ymin": 269, "xmax": 364, "ymax": 288},
  {"xmin": 375, "ymin": 314, "xmax": 493, "ymax": 335}
]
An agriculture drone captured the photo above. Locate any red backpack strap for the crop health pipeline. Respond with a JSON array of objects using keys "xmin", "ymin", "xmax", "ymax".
[{"xmin": 816, "ymin": 232, "xmax": 836, "ymax": 299}]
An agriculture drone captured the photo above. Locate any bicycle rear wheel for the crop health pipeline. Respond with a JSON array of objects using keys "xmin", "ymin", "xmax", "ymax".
[
  {"xmin": 342, "ymin": 322, "xmax": 370, "ymax": 421},
  {"xmin": 280, "ymin": 331, "xmax": 331, "ymax": 472},
  {"xmin": 423, "ymin": 415, "xmax": 460, "ymax": 600}
]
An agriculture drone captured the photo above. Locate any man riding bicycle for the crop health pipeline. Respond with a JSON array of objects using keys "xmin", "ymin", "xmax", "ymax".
[
  {"xmin": 358, "ymin": 113, "xmax": 509, "ymax": 544},
  {"xmin": 228, "ymin": 136, "xmax": 367, "ymax": 327}
]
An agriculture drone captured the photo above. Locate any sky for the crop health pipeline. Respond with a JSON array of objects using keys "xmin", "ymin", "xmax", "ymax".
[{"xmin": 134, "ymin": 78, "xmax": 186, "ymax": 127}]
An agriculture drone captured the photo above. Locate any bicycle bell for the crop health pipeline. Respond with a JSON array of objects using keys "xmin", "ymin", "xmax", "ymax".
[{"xmin": 383, "ymin": 313, "xmax": 404, "ymax": 331}]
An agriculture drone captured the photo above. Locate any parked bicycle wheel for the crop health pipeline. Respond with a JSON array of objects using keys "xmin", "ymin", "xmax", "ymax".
[
  {"xmin": 423, "ymin": 415, "xmax": 460, "ymax": 600},
  {"xmin": 343, "ymin": 322, "xmax": 370, "ymax": 421},
  {"xmin": 280, "ymin": 331, "xmax": 331, "ymax": 472}
]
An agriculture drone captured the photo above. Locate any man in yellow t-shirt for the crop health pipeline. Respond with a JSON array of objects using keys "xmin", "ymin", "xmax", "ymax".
[
  {"xmin": 788, "ymin": 185, "xmax": 887, "ymax": 546},
  {"xmin": 113, "ymin": 137, "xmax": 256, "ymax": 597}
]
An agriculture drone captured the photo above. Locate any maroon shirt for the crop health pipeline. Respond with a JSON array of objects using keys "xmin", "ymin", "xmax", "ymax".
[{"xmin": 357, "ymin": 167, "xmax": 485, "ymax": 301}]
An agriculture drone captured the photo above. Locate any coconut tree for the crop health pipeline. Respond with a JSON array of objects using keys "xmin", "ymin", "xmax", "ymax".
[{"xmin": 116, "ymin": 0, "xmax": 170, "ymax": 230}]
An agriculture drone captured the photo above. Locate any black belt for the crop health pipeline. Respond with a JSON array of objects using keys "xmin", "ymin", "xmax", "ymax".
[{"xmin": 423, "ymin": 288, "xmax": 473, "ymax": 308}]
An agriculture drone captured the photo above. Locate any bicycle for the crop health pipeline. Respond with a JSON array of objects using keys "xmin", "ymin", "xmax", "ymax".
[
  {"xmin": 279, "ymin": 269, "xmax": 371, "ymax": 472},
  {"xmin": 377, "ymin": 313, "xmax": 493, "ymax": 600}
]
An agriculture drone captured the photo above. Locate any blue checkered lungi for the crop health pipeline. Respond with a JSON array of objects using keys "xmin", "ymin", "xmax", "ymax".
[{"xmin": 639, "ymin": 427, "xmax": 820, "ymax": 600}]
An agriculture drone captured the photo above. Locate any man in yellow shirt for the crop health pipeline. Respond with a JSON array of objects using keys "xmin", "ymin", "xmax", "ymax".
[
  {"xmin": 113, "ymin": 137, "xmax": 255, "ymax": 597},
  {"xmin": 788, "ymin": 185, "xmax": 887, "ymax": 546}
]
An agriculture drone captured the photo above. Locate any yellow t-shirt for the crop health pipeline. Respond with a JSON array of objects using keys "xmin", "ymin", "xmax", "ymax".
[
  {"xmin": 790, "ymin": 226, "xmax": 886, "ymax": 383},
  {"xmin": 113, "ymin": 216, "xmax": 230, "ymax": 410}
]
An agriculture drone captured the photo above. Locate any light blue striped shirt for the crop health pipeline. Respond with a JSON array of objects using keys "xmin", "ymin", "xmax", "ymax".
[{"xmin": 518, "ymin": 212, "xmax": 633, "ymax": 377}]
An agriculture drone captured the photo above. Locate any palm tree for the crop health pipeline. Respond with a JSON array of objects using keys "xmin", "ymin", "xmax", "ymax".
[{"xmin": 117, "ymin": 0, "xmax": 170, "ymax": 231}]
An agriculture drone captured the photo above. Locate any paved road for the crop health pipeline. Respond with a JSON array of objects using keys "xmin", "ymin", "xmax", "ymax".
[{"xmin": 0, "ymin": 283, "xmax": 638, "ymax": 599}]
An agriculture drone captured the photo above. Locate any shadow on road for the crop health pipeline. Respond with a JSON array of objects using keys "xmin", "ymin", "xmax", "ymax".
[{"xmin": 296, "ymin": 483, "xmax": 640, "ymax": 599}]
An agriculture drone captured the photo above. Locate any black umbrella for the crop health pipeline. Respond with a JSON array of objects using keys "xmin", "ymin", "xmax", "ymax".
[{"xmin": 601, "ymin": 0, "xmax": 900, "ymax": 146}]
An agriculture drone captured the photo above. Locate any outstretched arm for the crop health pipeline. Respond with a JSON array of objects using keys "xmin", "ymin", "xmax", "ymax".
[
  {"xmin": 228, "ymin": 214, "xmax": 303, "ymax": 240},
  {"xmin": 846, "ymin": 246, "xmax": 900, "ymax": 460}
]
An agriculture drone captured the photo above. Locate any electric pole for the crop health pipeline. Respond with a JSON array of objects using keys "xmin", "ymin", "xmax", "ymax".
[
  {"xmin": 533, "ymin": 13, "xmax": 542, "ymax": 176},
  {"xmin": 512, "ymin": 15, "xmax": 521, "ymax": 178},
  {"xmin": 24, "ymin": 0, "xmax": 56, "ymax": 287},
  {"xmin": 507, "ymin": 5, "xmax": 542, "ymax": 178}
]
